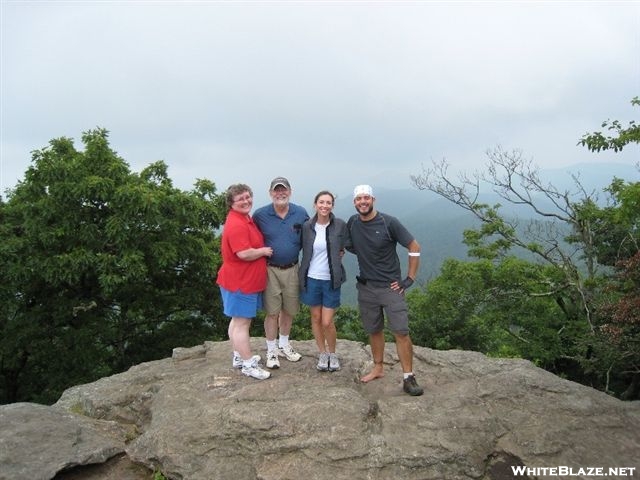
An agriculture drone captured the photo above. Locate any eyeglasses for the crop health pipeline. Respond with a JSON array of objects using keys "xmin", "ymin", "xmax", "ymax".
[{"xmin": 233, "ymin": 194, "xmax": 252, "ymax": 204}]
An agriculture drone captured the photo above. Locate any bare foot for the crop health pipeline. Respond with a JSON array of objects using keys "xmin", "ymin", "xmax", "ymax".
[{"xmin": 360, "ymin": 364, "xmax": 385, "ymax": 383}]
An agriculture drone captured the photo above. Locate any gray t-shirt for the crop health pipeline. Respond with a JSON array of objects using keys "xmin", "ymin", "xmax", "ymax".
[{"xmin": 347, "ymin": 212, "xmax": 414, "ymax": 284}]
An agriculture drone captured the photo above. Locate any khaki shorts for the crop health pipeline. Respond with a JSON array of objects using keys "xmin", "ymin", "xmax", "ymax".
[
  {"xmin": 356, "ymin": 281, "xmax": 409, "ymax": 335},
  {"xmin": 263, "ymin": 264, "xmax": 301, "ymax": 316}
]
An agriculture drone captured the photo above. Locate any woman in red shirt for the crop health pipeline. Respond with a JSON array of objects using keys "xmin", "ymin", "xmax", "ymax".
[{"xmin": 217, "ymin": 184, "xmax": 273, "ymax": 380}]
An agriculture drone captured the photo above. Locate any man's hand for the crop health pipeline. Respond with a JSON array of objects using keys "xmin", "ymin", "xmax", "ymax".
[{"xmin": 390, "ymin": 277, "xmax": 414, "ymax": 294}]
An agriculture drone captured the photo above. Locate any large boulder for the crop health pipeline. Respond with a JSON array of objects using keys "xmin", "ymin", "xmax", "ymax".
[
  {"xmin": 2, "ymin": 339, "xmax": 639, "ymax": 479},
  {"xmin": 0, "ymin": 402, "xmax": 133, "ymax": 480}
]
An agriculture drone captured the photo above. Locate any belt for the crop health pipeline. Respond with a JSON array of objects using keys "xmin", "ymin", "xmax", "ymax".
[
  {"xmin": 268, "ymin": 262, "xmax": 298, "ymax": 270},
  {"xmin": 356, "ymin": 276, "xmax": 389, "ymax": 288}
]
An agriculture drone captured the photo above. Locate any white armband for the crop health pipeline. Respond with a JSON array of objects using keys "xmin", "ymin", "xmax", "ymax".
[{"xmin": 408, "ymin": 252, "xmax": 420, "ymax": 257}]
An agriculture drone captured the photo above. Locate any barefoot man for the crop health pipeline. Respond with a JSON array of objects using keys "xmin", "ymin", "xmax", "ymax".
[{"xmin": 346, "ymin": 185, "xmax": 424, "ymax": 396}]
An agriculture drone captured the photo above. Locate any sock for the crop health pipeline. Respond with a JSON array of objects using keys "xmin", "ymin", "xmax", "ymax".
[
  {"xmin": 266, "ymin": 340, "xmax": 277, "ymax": 352},
  {"xmin": 403, "ymin": 372, "xmax": 414, "ymax": 380},
  {"xmin": 233, "ymin": 350, "xmax": 240, "ymax": 359},
  {"xmin": 279, "ymin": 335, "xmax": 289, "ymax": 348}
]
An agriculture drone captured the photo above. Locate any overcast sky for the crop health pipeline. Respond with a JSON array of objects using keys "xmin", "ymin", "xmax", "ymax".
[{"xmin": 1, "ymin": 0, "xmax": 639, "ymax": 207}]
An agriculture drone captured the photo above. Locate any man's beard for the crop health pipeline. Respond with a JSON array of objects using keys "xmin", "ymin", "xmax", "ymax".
[{"xmin": 356, "ymin": 204, "xmax": 373, "ymax": 216}]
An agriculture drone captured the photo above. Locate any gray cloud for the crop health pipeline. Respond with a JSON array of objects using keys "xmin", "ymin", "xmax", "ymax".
[{"xmin": 2, "ymin": 1, "xmax": 638, "ymax": 206}]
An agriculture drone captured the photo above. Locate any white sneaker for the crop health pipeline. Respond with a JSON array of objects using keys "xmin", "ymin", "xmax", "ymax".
[
  {"xmin": 317, "ymin": 352, "xmax": 329, "ymax": 371},
  {"xmin": 278, "ymin": 344, "xmax": 302, "ymax": 362},
  {"xmin": 241, "ymin": 364, "xmax": 271, "ymax": 380},
  {"xmin": 328, "ymin": 353, "xmax": 341, "ymax": 371},
  {"xmin": 232, "ymin": 354, "xmax": 261, "ymax": 369},
  {"xmin": 266, "ymin": 349, "xmax": 280, "ymax": 369}
]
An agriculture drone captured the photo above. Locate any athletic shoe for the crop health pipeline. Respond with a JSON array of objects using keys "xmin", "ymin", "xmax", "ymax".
[
  {"xmin": 278, "ymin": 344, "xmax": 302, "ymax": 362},
  {"xmin": 328, "ymin": 353, "xmax": 341, "ymax": 372},
  {"xmin": 317, "ymin": 352, "xmax": 329, "ymax": 371},
  {"xmin": 241, "ymin": 364, "xmax": 271, "ymax": 380},
  {"xmin": 402, "ymin": 374, "xmax": 424, "ymax": 396},
  {"xmin": 266, "ymin": 349, "xmax": 280, "ymax": 369},
  {"xmin": 232, "ymin": 354, "xmax": 261, "ymax": 369}
]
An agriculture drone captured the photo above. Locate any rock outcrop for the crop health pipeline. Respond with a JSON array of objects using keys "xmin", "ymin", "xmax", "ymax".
[{"xmin": 1, "ymin": 339, "xmax": 639, "ymax": 480}]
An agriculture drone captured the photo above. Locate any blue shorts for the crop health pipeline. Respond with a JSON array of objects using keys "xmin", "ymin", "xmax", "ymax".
[
  {"xmin": 220, "ymin": 287, "xmax": 263, "ymax": 318},
  {"xmin": 300, "ymin": 277, "xmax": 341, "ymax": 309}
]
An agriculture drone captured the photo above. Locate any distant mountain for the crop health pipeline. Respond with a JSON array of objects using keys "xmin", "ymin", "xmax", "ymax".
[{"xmin": 331, "ymin": 162, "xmax": 638, "ymax": 306}]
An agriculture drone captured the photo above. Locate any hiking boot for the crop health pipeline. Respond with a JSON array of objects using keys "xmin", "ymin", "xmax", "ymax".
[
  {"xmin": 278, "ymin": 344, "xmax": 302, "ymax": 362},
  {"xmin": 241, "ymin": 364, "xmax": 271, "ymax": 380},
  {"xmin": 232, "ymin": 354, "xmax": 261, "ymax": 369},
  {"xmin": 317, "ymin": 352, "xmax": 329, "ymax": 371},
  {"xmin": 266, "ymin": 349, "xmax": 280, "ymax": 369},
  {"xmin": 328, "ymin": 353, "xmax": 341, "ymax": 372},
  {"xmin": 403, "ymin": 374, "xmax": 424, "ymax": 396}
]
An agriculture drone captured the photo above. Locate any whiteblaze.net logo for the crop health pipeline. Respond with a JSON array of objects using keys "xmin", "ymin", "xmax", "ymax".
[{"xmin": 512, "ymin": 466, "xmax": 637, "ymax": 477}]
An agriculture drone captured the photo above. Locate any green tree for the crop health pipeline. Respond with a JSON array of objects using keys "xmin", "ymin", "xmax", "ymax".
[
  {"xmin": 585, "ymin": 179, "xmax": 640, "ymax": 398},
  {"xmin": 592, "ymin": 251, "xmax": 640, "ymax": 399},
  {"xmin": 411, "ymin": 147, "xmax": 605, "ymax": 336},
  {"xmin": 0, "ymin": 128, "xmax": 226, "ymax": 404},
  {"xmin": 408, "ymin": 256, "xmax": 577, "ymax": 370},
  {"xmin": 577, "ymin": 98, "xmax": 640, "ymax": 397},
  {"xmin": 409, "ymin": 98, "xmax": 639, "ymax": 398},
  {"xmin": 578, "ymin": 97, "xmax": 640, "ymax": 152},
  {"xmin": 334, "ymin": 305, "xmax": 368, "ymax": 344},
  {"xmin": 408, "ymin": 259, "xmax": 495, "ymax": 352}
]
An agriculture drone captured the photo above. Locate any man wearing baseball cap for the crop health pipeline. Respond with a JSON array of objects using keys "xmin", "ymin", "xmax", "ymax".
[
  {"xmin": 253, "ymin": 177, "xmax": 309, "ymax": 369},
  {"xmin": 346, "ymin": 184, "xmax": 424, "ymax": 396}
]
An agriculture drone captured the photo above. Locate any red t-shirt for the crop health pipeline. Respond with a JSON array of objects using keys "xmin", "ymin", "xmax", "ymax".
[{"xmin": 216, "ymin": 209, "xmax": 267, "ymax": 294}]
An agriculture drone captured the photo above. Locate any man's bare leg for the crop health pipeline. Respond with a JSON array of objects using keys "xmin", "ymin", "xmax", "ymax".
[
  {"xmin": 394, "ymin": 332, "xmax": 414, "ymax": 374},
  {"xmin": 361, "ymin": 331, "xmax": 385, "ymax": 383},
  {"xmin": 277, "ymin": 310, "xmax": 293, "ymax": 337},
  {"xmin": 264, "ymin": 313, "xmax": 279, "ymax": 343}
]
